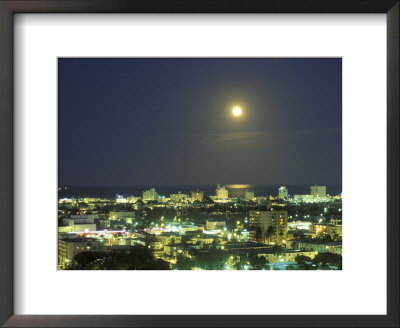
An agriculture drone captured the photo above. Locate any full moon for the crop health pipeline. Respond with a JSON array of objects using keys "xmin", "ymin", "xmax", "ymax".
[{"xmin": 232, "ymin": 106, "xmax": 242, "ymax": 117}]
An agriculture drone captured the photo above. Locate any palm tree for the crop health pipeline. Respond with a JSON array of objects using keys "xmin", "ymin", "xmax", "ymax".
[
  {"xmin": 279, "ymin": 230, "xmax": 284, "ymax": 244},
  {"xmin": 272, "ymin": 244, "xmax": 283, "ymax": 256},
  {"xmin": 265, "ymin": 225, "xmax": 275, "ymax": 244},
  {"xmin": 254, "ymin": 227, "xmax": 262, "ymax": 241}
]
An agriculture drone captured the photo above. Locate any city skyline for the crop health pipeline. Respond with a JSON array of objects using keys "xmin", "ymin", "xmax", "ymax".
[
  {"xmin": 58, "ymin": 58, "xmax": 342, "ymax": 187},
  {"xmin": 58, "ymin": 182, "xmax": 342, "ymax": 270}
]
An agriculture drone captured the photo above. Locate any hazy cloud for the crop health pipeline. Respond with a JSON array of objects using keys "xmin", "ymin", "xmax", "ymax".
[{"xmin": 194, "ymin": 128, "xmax": 340, "ymax": 152}]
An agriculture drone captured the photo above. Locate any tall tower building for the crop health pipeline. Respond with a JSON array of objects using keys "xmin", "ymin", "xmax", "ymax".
[
  {"xmin": 278, "ymin": 186, "xmax": 288, "ymax": 199},
  {"xmin": 216, "ymin": 184, "xmax": 228, "ymax": 199},
  {"xmin": 310, "ymin": 185, "xmax": 326, "ymax": 197},
  {"xmin": 142, "ymin": 188, "xmax": 158, "ymax": 201}
]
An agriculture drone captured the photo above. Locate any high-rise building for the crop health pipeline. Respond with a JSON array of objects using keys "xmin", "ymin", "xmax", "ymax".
[
  {"xmin": 310, "ymin": 185, "xmax": 326, "ymax": 197},
  {"xmin": 142, "ymin": 188, "xmax": 158, "ymax": 201},
  {"xmin": 58, "ymin": 238, "xmax": 103, "ymax": 268},
  {"xmin": 244, "ymin": 190, "xmax": 255, "ymax": 200},
  {"xmin": 249, "ymin": 210, "xmax": 288, "ymax": 245},
  {"xmin": 191, "ymin": 189, "xmax": 204, "ymax": 202},
  {"xmin": 216, "ymin": 184, "xmax": 228, "ymax": 199},
  {"xmin": 278, "ymin": 186, "xmax": 288, "ymax": 199}
]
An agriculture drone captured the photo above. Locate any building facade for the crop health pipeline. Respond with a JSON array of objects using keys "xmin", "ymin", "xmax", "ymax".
[
  {"xmin": 216, "ymin": 184, "xmax": 229, "ymax": 199},
  {"xmin": 142, "ymin": 188, "xmax": 158, "ymax": 201},
  {"xmin": 191, "ymin": 190, "xmax": 204, "ymax": 202},
  {"xmin": 249, "ymin": 210, "xmax": 288, "ymax": 245},
  {"xmin": 170, "ymin": 192, "xmax": 189, "ymax": 203},
  {"xmin": 278, "ymin": 186, "xmax": 288, "ymax": 199},
  {"xmin": 205, "ymin": 220, "xmax": 226, "ymax": 230},
  {"xmin": 244, "ymin": 190, "xmax": 255, "ymax": 200},
  {"xmin": 310, "ymin": 185, "xmax": 327, "ymax": 197},
  {"xmin": 58, "ymin": 238, "xmax": 104, "ymax": 268}
]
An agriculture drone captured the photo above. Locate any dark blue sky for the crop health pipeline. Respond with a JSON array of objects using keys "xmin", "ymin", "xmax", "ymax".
[{"xmin": 58, "ymin": 58, "xmax": 341, "ymax": 187}]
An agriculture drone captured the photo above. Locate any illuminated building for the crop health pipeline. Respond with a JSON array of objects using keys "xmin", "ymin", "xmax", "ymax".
[
  {"xmin": 286, "ymin": 240, "xmax": 342, "ymax": 255},
  {"xmin": 255, "ymin": 197, "xmax": 272, "ymax": 207},
  {"xmin": 216, "ymin": 184, "xmax": 229, "ymax": 199},
  {"xmin": 98, "ymin": 219, "xmax": 111, "ymax": 229},
  {"xmin": 292, "ymin": 194, "xmax": 333, "ymax": 203},
  {"xmin": 83, "ymin": 197, "xmax": 101, "ymax": 203},
  {"xmin": 109, "ymin": 211, "xmax": 135, "ymax": 222},
  {"xmin": 257, "ymin": 249, "xmax": 317, "ymax": 263},
  {"xmin": 205, "ymin": 220, "xmax": 226, "ymax": 230},
  {"xmin": 170, "ymin": 191, "xmax": 189, "ymax": 202},
  {"xmin": 191, "ymin": 189, "xmax": 204, "ymax": 202},
  {"xmin": 58, "ymin": 216, "xmax": 97, "ymax": 233},
  {"xmin": 142, "ymin": 188, "xmax": 158, "ymax": 201},
  {"xmin": 127, "ymin": 196, "xmax": 140, "ymax": 203},
  {"xmin": 244, "ymin": 190, "xmax": 255, "ymax": 200},
  {"xmin": 58, "ymin": 237, "xmax": 104, "ymax": 268},
  {"xmin": 240, "ymin": 230, "xmax": 250, "ymax": 241},
  {"xmin": 278, "ymin": 186, "xmax": 288, "ymax": 199},
  {"xmin": 59, "ymin": 198, "xmax": 72, "ymax": 203},
  {"xmin": 310, "ymin": 185, "xmax": 327, "ymax": 197},
  {"xmin": 312, "ymin": 223, "xmax": 342, "ymax": 237},
  {"xmin": 288, "ymin": 221, "xmax": 312, "ymax": 231},
  {"xmin": 249, "ymin": 210, "xmax": 288, "ymax": 245},
  {"xmin": 155, "ymin": 233, "xmax": 182, "ymax": 246},
  {"xmin": 116, "ymin": 194, "xmax": 127, "ymax": 203}
]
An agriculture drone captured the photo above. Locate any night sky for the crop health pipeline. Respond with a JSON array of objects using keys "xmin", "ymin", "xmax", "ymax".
[{"xmin": 58, "ymin": 58, "xmax": 341, "ymax": 187}]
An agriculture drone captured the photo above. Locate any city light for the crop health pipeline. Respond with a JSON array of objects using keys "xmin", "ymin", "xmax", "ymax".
[{"xmin": 58, "ymin": 184, "xmax": 342, "ymax": 271}]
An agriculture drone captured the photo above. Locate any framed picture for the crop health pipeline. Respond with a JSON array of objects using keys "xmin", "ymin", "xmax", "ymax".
[{"xmin": 0, "ymin": 0, "xmax": 398, "ymax": 327}]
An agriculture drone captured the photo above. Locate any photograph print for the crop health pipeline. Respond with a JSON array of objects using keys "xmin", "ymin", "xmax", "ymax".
[{"xmin": 58, "ymin": 58, "xmax": 342, "ymax": 270}]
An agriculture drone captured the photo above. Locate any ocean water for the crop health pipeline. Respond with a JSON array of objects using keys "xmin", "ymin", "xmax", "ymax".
[{"xmin": 58, "ymin": 184, "xmax": 342, "ymax": 199}]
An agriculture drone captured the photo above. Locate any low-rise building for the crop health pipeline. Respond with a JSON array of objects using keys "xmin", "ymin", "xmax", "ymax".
[
  {"xmin": 257, "ymin": 249, "xmax": 316, "ymax": 263},
  {"xmin": 109, "ymin": 211, "xmax": 135, "ymax": 222},
  {"xmin": 59, "ymin": 217, "xmax": 97, "ymax": 233},
  {"xmin": 288, "ymin": 221, "xmax": 313, "ymax": 231},
  {"xmin": 205, "ymin": 220, "xmax": 226, "ymax": 230},
  {"xmin": 292, "ymin": 194, "xmax": 333, "ymax": 203},
  {"xmin": 312, "ymin": 223, "xmax": 342, "ymax": 237},
  {"xmin": 116, "ymin": 194, "xmax": 128, "ymax": 203},
  {"xmin": 286, "ymin": 239, "xmax": 342, "ymax": 255},
  {"xmin": 69, "ymin": 214, "xmax": 98, "ymax": 222}
]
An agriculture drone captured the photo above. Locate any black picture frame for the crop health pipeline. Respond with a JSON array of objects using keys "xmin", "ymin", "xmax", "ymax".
[{"xmin": 0, "ymin": 1, "xmax": 398, "ymax": 327}]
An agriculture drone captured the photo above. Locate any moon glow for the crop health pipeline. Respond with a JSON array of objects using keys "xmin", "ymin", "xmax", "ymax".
[{"xmin": 232, "ymin": 106, "xmax": 242, "ymax": 117}]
